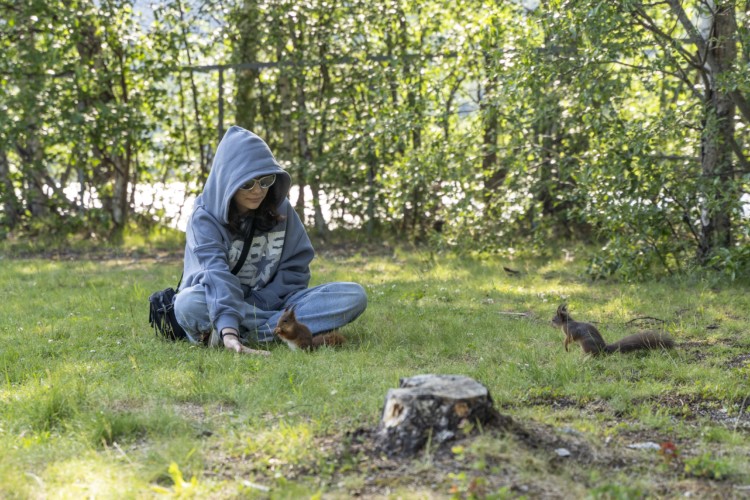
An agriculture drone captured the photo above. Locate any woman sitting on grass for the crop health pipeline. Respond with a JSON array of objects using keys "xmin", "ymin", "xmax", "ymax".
[{"xmin": 174, "ymin": 126, "xmax": 367, "ymax": 355}]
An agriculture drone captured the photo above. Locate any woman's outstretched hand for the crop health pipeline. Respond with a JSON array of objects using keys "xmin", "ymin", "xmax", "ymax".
[
  {"xmin": 221, "ymin": 329, "xmax": 270, "ymax": 357},
  {"xmin": 239, "ymin": 345, "xmax": 271, "ymax": 356}
]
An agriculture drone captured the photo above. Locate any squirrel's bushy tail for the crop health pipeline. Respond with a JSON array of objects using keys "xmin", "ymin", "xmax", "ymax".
[
  {"xmin": 312, "ymin": 331, "xmax": 346, "ymax": 348},
  {"xmin": 605, "ymin": 332, "xmax": 674, "ymax": 354}
]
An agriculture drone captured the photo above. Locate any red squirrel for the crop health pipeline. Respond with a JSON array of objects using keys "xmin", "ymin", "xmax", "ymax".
[
  {"xmin": 552, "ymin": 304, "xmax": 674, "ymax": 355},
  {"xmin": 273, "ymin": 305, "xmax": 346, "ymax": 351}
]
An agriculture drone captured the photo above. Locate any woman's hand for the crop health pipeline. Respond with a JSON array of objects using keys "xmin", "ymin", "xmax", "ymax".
[
  {"xmin": 220, "ymin": 329, "xmax": 242, "ymax": 352},
  {"xmin": 239, "ymin": 345, "xmax": 271, "ymax": 356},
  {"xmin": 221, "ymin": 329, "xmax": 270, "ymax": 357}
]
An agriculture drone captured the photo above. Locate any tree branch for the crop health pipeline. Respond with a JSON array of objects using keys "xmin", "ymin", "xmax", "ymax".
[
  {"xmin": 729, "ymin": 90, "xmax": 750, "ymax": 123},
  {"xmin": 628, "ymin": 3, "xmax": 701, "ymax": 65},
  {"xmin": 666, "ymin": 0, "xmax": 710, "ymax": 60},
  {"xmin": 729, "ymin": 134, "xmax": 750, "ymax": 171}
]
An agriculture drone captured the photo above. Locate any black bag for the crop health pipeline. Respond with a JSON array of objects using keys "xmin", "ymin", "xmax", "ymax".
[
  {"xmin": 148, "ymin": 221, "xmax": 255, "ymax": 342},
  {"xmin": 148, "ymin": 287, "xmax": 187, "ymax": 341}
]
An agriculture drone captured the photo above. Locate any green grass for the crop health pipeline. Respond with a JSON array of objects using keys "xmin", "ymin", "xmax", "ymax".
[{"xmin": 1, "ymin": 246, "xmax": 749, "ymax": 497}]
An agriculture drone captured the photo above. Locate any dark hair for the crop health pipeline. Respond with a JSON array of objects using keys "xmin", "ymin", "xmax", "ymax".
[{"xmin": 227, "ymin": 187, "xmax": 287, "ymax": 235}]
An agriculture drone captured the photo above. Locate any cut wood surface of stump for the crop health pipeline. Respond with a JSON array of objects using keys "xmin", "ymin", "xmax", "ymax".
[{"xmin": 375, "ymin": 374, "xmax": 497, "ymax": 456}]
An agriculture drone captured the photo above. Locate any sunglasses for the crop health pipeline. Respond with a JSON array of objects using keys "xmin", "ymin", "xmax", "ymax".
[{"xmin": 239, "ymin": 174, "xmax": 276, "ymax": 191}]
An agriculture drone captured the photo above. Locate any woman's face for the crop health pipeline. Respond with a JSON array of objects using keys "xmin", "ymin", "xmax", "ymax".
[
  {"xmin": 233, "ymin": 174, "xmax": 276, "ymax": 214},
  {"xmin": 233, "ymin": 185, "xmax": 267, "ymax": 214}
]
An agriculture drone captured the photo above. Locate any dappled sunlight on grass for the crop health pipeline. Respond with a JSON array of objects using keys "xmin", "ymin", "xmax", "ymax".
[
  {"xmin": 3, "ymin": 260, "xmax": 65, "ymax": 277},
  {"xmin": 235, "ymin": 421, "xmax": 320, "ymax": 465},
  {"xmin": 35, "ymin": 454, "xmax": 144, "ymax": 498},
  {"xmin": 1, "ymin": 250, "xmax": 750, "ymax": 495}
]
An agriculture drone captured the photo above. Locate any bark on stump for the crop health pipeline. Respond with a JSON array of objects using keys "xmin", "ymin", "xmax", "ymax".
[{"xmin": 375, "ymin": 374, "xmax": 496, "ymax": 456}]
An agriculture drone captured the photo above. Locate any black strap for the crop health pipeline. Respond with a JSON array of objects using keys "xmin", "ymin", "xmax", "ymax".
[
  {"xmin": 175, "ymin": 219, "xmax": 255, "ymax": 291},
  {"xmin": 231, "ymin": 219, "xmax": 256, "ymax": 275}
]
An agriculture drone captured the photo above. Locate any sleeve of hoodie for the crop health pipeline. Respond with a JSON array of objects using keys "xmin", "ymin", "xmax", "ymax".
[
  {"xmin": 186, "ymin": 208, "xmax": 245, "ymax": 334},
  {"xmin": 249, "ymin": 201, "xmax": 314, "ymax": 310}
]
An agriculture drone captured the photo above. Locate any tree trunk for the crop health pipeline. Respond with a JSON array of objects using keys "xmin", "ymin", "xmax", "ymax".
[
  {"xmin": 15, "ymin": 133, "xmax": 48, "ymax": 218},
  {"xmin": 294, "ymin": 82, "xmax": 310, "ymax": 223},
  {"xmin": 111, "ymin": 156, "xmax": 129, "ymax": 232},
  {"xmin": 71, "ymin": 9, "xmax": 131, "ymax": 235},
  {"xmin": 482, "ymin": 56, "xmax": 503, "ymax": 199},
  {"xmin": 288, "ymin": 21, "xmax": 310, "ymax": 224},
  {"xmin": 0, "ymin": 148, "xmax": 21, "ymax": 230},
  {"xmin": 234, "ymin": 0, "xmax": 261, "ymax": 132},
  {"xmin": 12, "ymin": 10, "xmax": 49, "ymax": 221},
  {"xmin": 312, "ymin": 39, "xmax": 331, "ymax": 237},
  {"xmin": 113, "ymin": 46, "xmax": 132, "ymax": 235},
  {"xmin": 696, "ymin": 3, "xmax": 737, "ymax": 262},
  {"xmin": 365, "ymin": 147, "xmax": 378, "ymax": 237},
  {"xmin": 176, "ymin": 0, "xmax": 209, "ymax": 180},
  {"xmin": 308, "ymin": 181, "xmax": 328, "ymax": 237}
]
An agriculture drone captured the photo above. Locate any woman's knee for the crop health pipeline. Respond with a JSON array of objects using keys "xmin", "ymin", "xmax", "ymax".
[
  {"xmin": 341, "ymin": 282, "xmax": 368, "ymax": 316},
  {"xmin": 174, "ymin": 285, "xmax": 209, "ymax": 331},
  {"xmin": 354, "ymin": 282, "xmax": 368, "ymax": 311}
]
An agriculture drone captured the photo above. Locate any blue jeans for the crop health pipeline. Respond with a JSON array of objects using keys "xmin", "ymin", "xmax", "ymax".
[{"xmin": 174, "ymin": 282, "xmax": 367, "ymax": 344}]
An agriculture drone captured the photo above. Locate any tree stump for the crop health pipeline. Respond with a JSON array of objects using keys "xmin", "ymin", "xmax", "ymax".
[{"xmin": 375, "ymin": 374, "xmax": 497, "ymax": 456}]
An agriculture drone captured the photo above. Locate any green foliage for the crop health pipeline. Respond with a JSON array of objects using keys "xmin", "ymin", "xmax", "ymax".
[
  {"xmin": 683, "ymin": 453, "xmax": 733, "ymax": 481},
  {"xmin": 3, "ymin": 0, "xmax": 750, "ymax": 277},
  {"xmin": 590, "ymin": 482, "xmax": 647, "ymax": 500},
  {"xmin": 0, "ymin": 0, "xmax": 224, "ymax": 237},
  {"xmin": 706, "ymin": 245, "xmax": 750, "ymax": 281}
]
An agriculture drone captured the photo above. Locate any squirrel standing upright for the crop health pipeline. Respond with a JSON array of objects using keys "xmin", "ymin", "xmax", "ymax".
[
  {"xmin": 552, "ymin": 304, "xmax": 674, "ymax": 355},
  {"xmin": 274, "ymin": 305, "xmax": 346, "ymax": 351}
]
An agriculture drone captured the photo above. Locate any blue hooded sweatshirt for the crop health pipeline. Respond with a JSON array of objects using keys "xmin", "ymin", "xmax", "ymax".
[{"xmin": 180, "ymin": 126, "xmax": 314, "ymax": 335}]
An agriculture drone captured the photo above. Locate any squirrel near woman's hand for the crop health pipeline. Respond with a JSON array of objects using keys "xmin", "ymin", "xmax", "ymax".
[
  {"xmin": 273, "ymin": 305, "xmax": 346, "ymax": 351},
  {"xmin": 552, "ymin": 304, "xmax": 674, "ymax": 355}
]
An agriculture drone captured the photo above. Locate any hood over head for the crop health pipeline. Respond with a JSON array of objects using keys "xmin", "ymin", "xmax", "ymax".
[{"xmin": 199, "ymin": 126, "xmax": 291, "ymax": 224}]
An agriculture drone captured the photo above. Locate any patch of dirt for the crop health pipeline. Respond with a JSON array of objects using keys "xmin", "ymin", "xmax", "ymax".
[
  {"xmin": 172, "ymin": 402, "xmax": 210, "ymax": 421},
  {"xmin": 681, "ymin": 342, "xmax": 710, "ymax": 362},
  {"xmin": 726, "ymin": 353, "xmax": 750, "ymax": 369},
  {"xmin": 197, "ymin": 408, "xmax": 747, "ymax": 498},
  {"xmin": 225, "ymin": 413, "xmax": 606, "ymax": 498},
  {"xmin": 623, "ymin": 316, "xmax": 667, "ymax": 329},
  {"xmin": 522, "ymin": 395, "xmax": 581, "ymax": 410},
  {"xmin": 679, "ymin": 340, "xmax": 750, "ymax": 365},
  {"xmin": 6, "ymin": 240, "xmax": 394, "ymax": 264},
  {"xmin": 311, "ymin": 240, "xmax": 397, "ymax": 260},
  {"xmin": 518, "ymin": 391, "xmax": 750, "ymax": 432},
  {"xmin": 644, "ymin": 394, "xmax": 750, "ymax": 430},
  {"xmin": 336, "ymin": 424, "xmax": 578, "ymax": 498},
  {"xmin": 514, "ymin": 394, "xmax": 613, "ymax": 418},
  {"xmin": 679, "ymin": 338, "xmax": 741, "ymax": 349},
  {"xmin": 108, "ymin": 398, "xmax": 147, "ymax": 413},
  {"xmin": 3, "ymin": 246, "xmax": 185, "ymax": 262}
]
